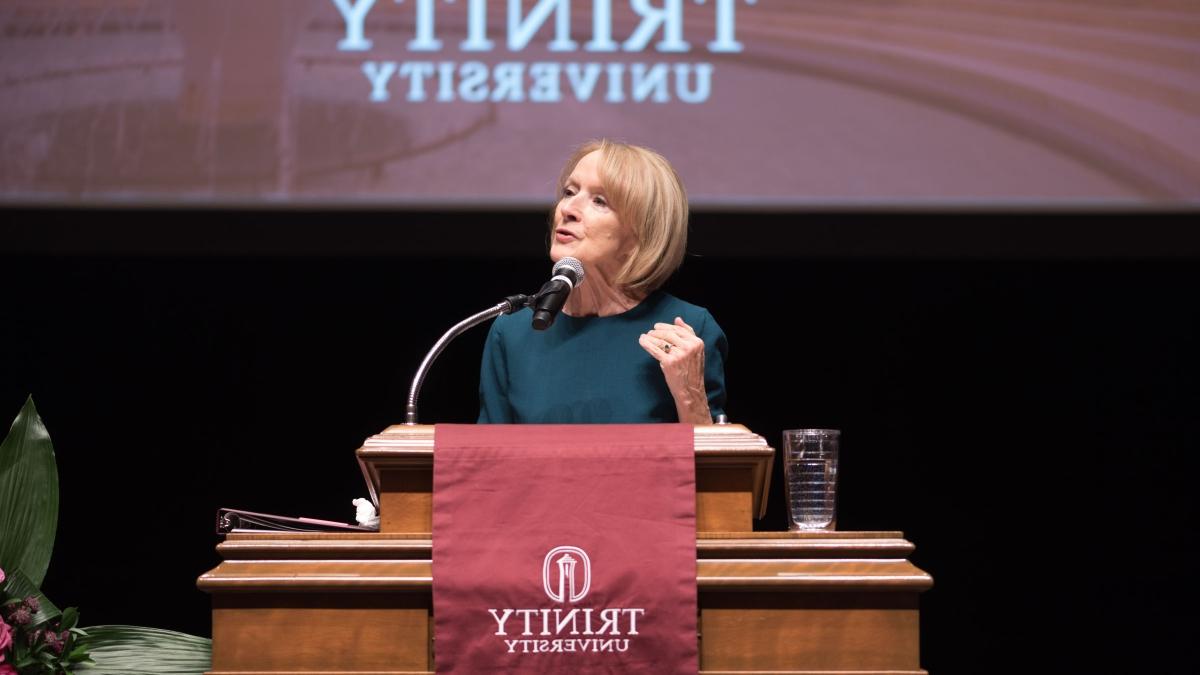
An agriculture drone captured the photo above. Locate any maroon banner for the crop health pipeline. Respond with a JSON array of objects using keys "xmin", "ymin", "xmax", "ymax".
[{"xmin": 432, "ymin": 424, "xmax": 697, "ymax": 674}]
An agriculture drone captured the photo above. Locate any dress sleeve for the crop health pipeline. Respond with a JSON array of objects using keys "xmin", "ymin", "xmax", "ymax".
[
  {"xmin": 477, "ymin": 317, "xmax": 513, "ymax": 423},
  {"xmin": 697, "ymin": 309, "xmax": 729, "ymax": 420}
]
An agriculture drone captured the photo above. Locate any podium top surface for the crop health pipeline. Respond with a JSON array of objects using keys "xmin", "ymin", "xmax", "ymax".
[
  {"xmin": 357, "ymin": 423, "xmax": 773, "ymax": 458},
  {"xmin": 354, "ymin": 423, "xmax": 776, "ymax": 522}
]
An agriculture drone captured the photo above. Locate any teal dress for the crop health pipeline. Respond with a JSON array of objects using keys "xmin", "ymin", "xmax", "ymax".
[{"xmin": 477, "ymin": 291, "xmax": 727, "ymax": 423}]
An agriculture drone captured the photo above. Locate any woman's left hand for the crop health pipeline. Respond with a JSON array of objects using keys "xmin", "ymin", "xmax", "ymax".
[{"xmin": 639, "ymin": 317, "xmax": 713, "ymax": 424}]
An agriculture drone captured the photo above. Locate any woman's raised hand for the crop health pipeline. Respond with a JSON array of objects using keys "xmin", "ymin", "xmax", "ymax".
[{"xmin": 639, "ymin": 317, "xmax": 712, "ymax": 424}]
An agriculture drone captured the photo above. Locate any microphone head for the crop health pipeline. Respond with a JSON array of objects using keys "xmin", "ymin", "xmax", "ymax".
[{"xmin": 553, "ymin": 257, "xmax": 585, "ymax": 287}]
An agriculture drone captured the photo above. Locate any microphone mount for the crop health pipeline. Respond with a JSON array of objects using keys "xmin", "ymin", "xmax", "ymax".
[{"xmin": 404, "ymin": 293, "xmax": 532, "ymax": 425}]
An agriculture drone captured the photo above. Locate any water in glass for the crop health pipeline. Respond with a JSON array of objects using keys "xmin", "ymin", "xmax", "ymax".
[{"xmin": 788, "ymin": 457, "xmax": 836, "ymax": 528}]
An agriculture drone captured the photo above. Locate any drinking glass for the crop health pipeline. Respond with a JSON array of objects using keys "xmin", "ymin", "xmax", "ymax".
[{"xmin": 782, "ymin": 429, "xmax": 840, "ymax": 530}]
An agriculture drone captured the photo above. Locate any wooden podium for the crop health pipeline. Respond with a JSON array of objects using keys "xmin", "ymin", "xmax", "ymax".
[{"xmin": 199, "ymin": 424, "xmax": 932, "ymax": 673}]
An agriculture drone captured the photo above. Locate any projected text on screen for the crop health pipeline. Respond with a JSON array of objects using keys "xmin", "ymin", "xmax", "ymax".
[
  {"xmin": 334, "ymin": 0, "xmax": 755, "ymax": 104},
  {"xmin": 1, "ymin": 0, "xmax": 1196, "ymax": 206}
]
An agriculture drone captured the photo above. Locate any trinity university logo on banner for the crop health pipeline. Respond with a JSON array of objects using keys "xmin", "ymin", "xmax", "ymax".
[
  {"xmin": 543, "ymin": 546, "xmax": 591, "ymax": 603},
  {"xmin": 487, "ymin": 545, "xmax": 646, "ymax": 656}
]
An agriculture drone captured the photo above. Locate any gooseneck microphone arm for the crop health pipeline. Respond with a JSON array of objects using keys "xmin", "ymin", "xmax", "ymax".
[{"xmin": 404, "ymin": 293, "xmax": 531, "ymax": 425}]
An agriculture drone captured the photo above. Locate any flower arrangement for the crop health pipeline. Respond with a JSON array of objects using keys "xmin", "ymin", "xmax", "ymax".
[
  {"xmin": 0, "ymin": 566, "xmax": 91, "ymax": 674},
  {"xmin": 0, "ymin": 397, "xmax": 212, "ymax": 674}
]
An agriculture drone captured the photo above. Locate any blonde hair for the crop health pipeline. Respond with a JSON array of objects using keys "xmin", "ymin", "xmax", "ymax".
[{"xmin": 552, "ymin": 139, "xmax": 689, "ymax": 297}]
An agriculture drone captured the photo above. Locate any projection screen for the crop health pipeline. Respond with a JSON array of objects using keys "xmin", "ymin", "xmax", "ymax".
[{"xmin": 1, "ymin": 0, "xmax": 1198, "ymax": 208}]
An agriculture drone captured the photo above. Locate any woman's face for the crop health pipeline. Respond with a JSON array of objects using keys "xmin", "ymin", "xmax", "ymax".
[{"xmin": 551, "ymin": 150, "xmax": 635, "ymax": 277}]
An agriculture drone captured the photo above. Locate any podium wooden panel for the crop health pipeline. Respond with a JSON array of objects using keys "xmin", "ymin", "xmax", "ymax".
[
  {"xmin": 199, "ymin": 425, "xmax": 932, "ymax": 674},
  {"xmin": 357, "ymin": 424, "xmax": 774, "ymax": 535}
]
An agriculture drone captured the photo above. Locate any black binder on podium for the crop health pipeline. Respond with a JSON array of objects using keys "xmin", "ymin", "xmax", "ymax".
[{"xmin": 215, "ymin": 507, "xmax": 376, "ymax": 534}]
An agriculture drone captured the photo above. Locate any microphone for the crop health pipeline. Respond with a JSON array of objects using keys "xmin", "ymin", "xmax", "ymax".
[{"xmin": 531, "ymin": 257, "xmax": 585, "ymax": 330}]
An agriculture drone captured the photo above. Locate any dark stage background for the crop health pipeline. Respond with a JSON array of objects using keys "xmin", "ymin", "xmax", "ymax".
[{"xmin": 2, "ymin": 209, "xmax": 1198, "ymax": 673}]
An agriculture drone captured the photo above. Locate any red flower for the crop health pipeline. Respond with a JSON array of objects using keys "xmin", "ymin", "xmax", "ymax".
[
  {"xmin": 43, "ymin": 629, "xmax": 65, "ymax": 654},
  {"xmin": 0, "ymin": 664, "xmax": 16, "ymax": 675},
  {"xmin": 5, "ymin": 606, "xmax": 29, "ymax": 627},
  {"xmin": 0, "ymin": 615, "xmax": 12, "ymax": 656}
]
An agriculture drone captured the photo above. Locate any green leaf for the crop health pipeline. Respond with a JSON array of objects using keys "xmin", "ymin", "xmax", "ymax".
[
  {"xmin": 60, "ymin": 606, "xmax": 80, "ymax": 631},
  {"xmin": 76, "ymin": 626, "xmax": 211, "ymax": 675},
  {"xmin": 0, "ymin": 396, "xmax": 60, "ymax": 589},
  {"xmin": 0, "ymin": 565, "xmax": 62, "ymax": 625}
]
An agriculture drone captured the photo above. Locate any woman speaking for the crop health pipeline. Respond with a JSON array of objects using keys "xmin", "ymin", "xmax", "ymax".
[{"xmin": 478, "ymin": 139, "xmax": 727, "ymax": 424}]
